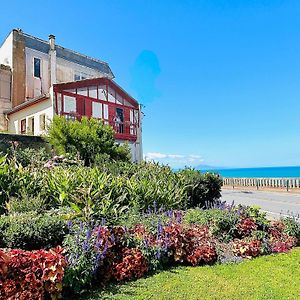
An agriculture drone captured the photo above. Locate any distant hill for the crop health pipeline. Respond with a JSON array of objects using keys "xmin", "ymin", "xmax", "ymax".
[{"xmin": 195, "ymin": 165, "xmax": 230, "ymax": 171}]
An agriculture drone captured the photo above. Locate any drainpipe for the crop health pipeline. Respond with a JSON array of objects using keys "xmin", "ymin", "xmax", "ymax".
[
  {"xmin": 48, "ymin": 34, "xmax": 57, "ymax": 87},
  {"xmin": 4, "ymin": 113, "xmax": 9, "ymax": 132}
]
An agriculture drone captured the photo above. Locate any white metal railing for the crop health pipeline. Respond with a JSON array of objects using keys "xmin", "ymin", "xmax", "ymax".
[{"xmin": 223, "ymin": 177, "xmax": 300, "ymax": 191}]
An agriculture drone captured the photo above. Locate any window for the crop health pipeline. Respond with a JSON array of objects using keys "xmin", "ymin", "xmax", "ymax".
[
  {"xmin": 108, "ymin": 86, "xmax": 116, "ymax": 103},
  {"xmin": 28, "ymin": 117, "xmax": 34, "ymax": 135},
  {"xmin": 92, "ymin": 102, "xmax": 102, "ymax": 118},
  {"xmin": 20, "ymin": 119, "xmax": 26, "ymax": 134},
  {"xmin": 115, "ymin": 108, "xmax": 124, "ymax": 133},
  {"xmin": 98, "ymin": 85, "xmax": 107, "ymax": 101},
  {"xmin": 39, "ymin": 114, "xmax": 46, "ymax": 131},
  {"xmin": 34, "ymin": 58, "xmax": 41, "ymax": 78},
  {"xmin": 74, "ymin": 74, "xmax": 81, "ymax": 81},
  {"xmin": 88, "ymin": 86, "xmax": 97, "ymax": 99},
  {"xmin": 74, "ymin": 72, "xmax": 89, "ymax": 81},
  {"xmin": 64, "ymin": 95, "xmax": 76, "ymax": 113},
  {"xmin": 103, "ymin": 104, "xmax": 109, "ymax": 120},
  {"xmin": 77, "ymin": 87, "xmax": 88, "ymax": 96}
]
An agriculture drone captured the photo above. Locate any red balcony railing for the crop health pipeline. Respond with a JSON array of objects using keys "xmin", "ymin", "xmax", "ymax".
[{"xmin": 61, "ymin": 112, "xmax": 137, "ymax": 141}]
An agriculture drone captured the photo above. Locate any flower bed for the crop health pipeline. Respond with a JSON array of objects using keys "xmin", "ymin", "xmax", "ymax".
[
  {"xmin": 60, "ymin": 204, "xmax": 299, "ymax": 296},
  {"xmin": 1, "ymin": 204, "xmax": 299, "ymax": 298}
]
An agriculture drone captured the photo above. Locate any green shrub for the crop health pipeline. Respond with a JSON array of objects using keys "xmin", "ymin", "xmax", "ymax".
[
  {"xmin": 0, "ymin": 210, "xmax": 69, "ymax": 250},
  {"xmin": 46, "ymin": 116, "xmax": 131, "ymax": 166},
  {"xmin": 6, "ymin": 194, "xmax": 48, "ymax": 214},
  {"xmin": 0, "ymin": 156, "xmax": 46, "ymax": 214},
  {"xmin": 282, "ymin": 217, "xmax": 300, "ymax": 244},
  {"xmin": 178, "ymin": 169, "xmax": 222, "ymax": 208},
  {"xmin": 0, "ymin": 156, "xmax": 222, "ymax": 220},
  {"xmin": 9, "ymin": 146, "xmax": 51, "ymax": 167},
  {"xmin": 237, "ymin": 205, "xmax": 269, "ymax": 229},
  {"xmin": 184, "ymin": 208, "xmax": 239, "ymax": 241}
]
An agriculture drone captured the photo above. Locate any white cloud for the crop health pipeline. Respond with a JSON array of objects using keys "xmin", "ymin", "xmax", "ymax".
[{"xmin": 144, "ymin": 152, "xmax": 204, "ymax": 168}]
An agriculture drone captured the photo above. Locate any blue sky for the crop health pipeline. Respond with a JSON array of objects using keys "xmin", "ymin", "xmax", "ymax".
[{"xmin": 1, "ymin": 0, "xmax": 300, "ymax": 168}]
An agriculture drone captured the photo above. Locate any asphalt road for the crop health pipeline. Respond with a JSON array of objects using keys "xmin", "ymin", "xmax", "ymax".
[{"xmin": 221, "ymin": 189, "xmax": 300, "ymax": 219}]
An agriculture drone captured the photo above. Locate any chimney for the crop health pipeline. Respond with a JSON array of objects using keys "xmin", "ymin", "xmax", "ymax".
[{"xmin": 49, "ymin": 34, "xmax": 55, "ymax": 50}]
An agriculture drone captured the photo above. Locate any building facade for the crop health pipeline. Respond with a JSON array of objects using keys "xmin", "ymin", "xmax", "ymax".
[{"xmin": 0, "ymin": 29, "xmax": 142, "ymax": 162}]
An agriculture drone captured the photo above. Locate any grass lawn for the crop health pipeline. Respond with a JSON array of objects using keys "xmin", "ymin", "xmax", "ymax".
[{"xmin": 82, "ymin": 247, "xmax": 300, "ymax": 300}]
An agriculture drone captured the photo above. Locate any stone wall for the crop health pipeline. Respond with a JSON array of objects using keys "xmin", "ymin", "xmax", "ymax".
[{"xmin": 0, "ymin": 133, "xmax": 47, "ymax": 153}]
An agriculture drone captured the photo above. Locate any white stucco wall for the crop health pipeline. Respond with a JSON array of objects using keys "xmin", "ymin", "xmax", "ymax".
[
  {"xmin": 7, "ymin": 98, "xmax": 54, "ymax": 136},
  {"xmin": 0, "ymin": 32, "xmax": 13, "ymax": 67},
  {"xmin": 25, "ymin": 48, "xmax": 49, "ymax": 99},
  {"xmin": 56, "ymin": 57, "xmax": 106, "ymax": 83},
  {"xmin": 23, "ymin": 49, "xmax": 110, "ymax": 100}
]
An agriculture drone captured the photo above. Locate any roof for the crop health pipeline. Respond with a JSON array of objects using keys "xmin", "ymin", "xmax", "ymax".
[
  {"xmin": 6, "ymin": 94, "xmax": 49, "ymax": 115},
  {"xmin": 53, "ymin": 77, "xmax": 139, "ymax": 108},
  {"xmin": 19, "ymin": 31, "xmax": 114, "ymax": 78}
]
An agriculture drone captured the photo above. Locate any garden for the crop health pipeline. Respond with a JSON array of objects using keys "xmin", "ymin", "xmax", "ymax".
[{"xmin": 0, "ymin": 117, "xmax": 299, "ymax": 299}]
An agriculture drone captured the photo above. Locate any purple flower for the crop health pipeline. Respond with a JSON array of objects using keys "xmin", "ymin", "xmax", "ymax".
[
  {"xmin": 157, "ymin": 219, "xmax": 163, "ymax": 237},
  {"xmin": 110, "ymin": 233, "xmax": 115, "ymax": 244},
  {"xmin": 86, "ymin": 229, "xmax": 92, "ymax": 241},
  {"xmin": 153, "ymin": 201, "xmax": 157, "ymax": 213},
  {"xmin": 67, "ymin": 220, "xmax": 73, "ymax": 230},
  {"xmin": 79, "ymin": 222, "xmax": 84, "ymax": 232},
  {"xmin": 155, "ymin": 249, "xmax": 161, "ymax": 259},
  {"xmin": 147, "ymin": 207, "xmax": 152, "ymax": 215},
  {"xmin": 143, "ymin": 238, "xmax": 149, "ymax": 249},
  {"xmin": 175, "ymin": 211, "xmax": 182, "ymax": 223}
]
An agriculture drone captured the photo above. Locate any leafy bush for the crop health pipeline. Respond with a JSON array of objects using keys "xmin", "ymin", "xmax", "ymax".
[
  {"xmin": 233, "ymin": 239, "xmax": 262, "ymax": 258},
  {"xmin": 237, "ymin": 205, "xmax": 269, "ymax": 229},
  {"xmin": 46, "ymin": 116, "xmax": 131, "ymax": 166},
  {"xmin": 63, "ymin": 222, "xmax": 131, "ymax": 294},
  {"xmin": 112, "ymin": 248, "xmax": 148, "ymax": 281},
  {"xmin": 6, "ymin": 194, "xmax": 47, "ymax": 214},
  {"xmin": 178, "ymin": 169, "xmax": 222, "ymax": 208},
  {"xmin": 268, "ymin": 221, "xmax": 298, "ymax": 252},
  {"xmin": 282, "ymin": 217, "xmax": 300, "ymax": 244},
  {"xmin": 9, "ymin": 145, "xmax": 50, "ymax": 167},
  {"xmin": 0, "ymin": 210, "xmax": 68, "ymax": 250},
  {"xmin": 235, "ymin": 218, "xmax": 257, "ymax": 238},
  {"xmin": 184, "ymin": 208, "xmax": 239, "ymax": 241},
  {"xmin": 0, "ymin": 153, "xmax": 222, "ymax": 217},
  {"xmin": 0, "ymin": 156, "xmax": 45, "ymax": 214},
  {"xmin": 0, "ymin": 247, "xmax": 66, "ymax": 299},
  {"xmin": 162, "ymin": 223, "xmax": 217, "ymax": 265}
]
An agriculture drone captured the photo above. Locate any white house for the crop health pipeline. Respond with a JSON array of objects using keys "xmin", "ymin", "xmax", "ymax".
[{"xmin": 0, "ymin": 29, "xmax": 142, "ymax": 162}]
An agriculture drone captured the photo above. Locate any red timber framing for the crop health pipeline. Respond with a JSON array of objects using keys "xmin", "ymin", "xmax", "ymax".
[{"xmin": 53, "ymin": 78, "xmax": 139, "ymax": 141}]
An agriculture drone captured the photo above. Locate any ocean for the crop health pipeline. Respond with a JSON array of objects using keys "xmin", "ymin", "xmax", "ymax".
[{"xmin": 202, "ymin": 166, "xmax": 300, "ymax": 178}]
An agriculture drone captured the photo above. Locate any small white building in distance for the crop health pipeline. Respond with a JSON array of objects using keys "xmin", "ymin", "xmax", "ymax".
[{"xmin": 0, "ymin": 29, "xmax": 143, "ymax": 162}]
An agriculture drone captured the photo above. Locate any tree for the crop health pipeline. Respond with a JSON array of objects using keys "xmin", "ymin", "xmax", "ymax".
[{"xmin": 46, "ymin": 116, "xmax": 131, "ymax": 166}]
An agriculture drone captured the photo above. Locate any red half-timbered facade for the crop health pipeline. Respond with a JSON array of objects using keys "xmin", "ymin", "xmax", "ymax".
[{"xmin": 53, "ymin": 78, "xmax": 140, "ymax": 142}]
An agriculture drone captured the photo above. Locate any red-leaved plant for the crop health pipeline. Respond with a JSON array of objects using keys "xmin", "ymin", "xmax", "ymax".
[
  {"xmin": 0, "ymin": 247, "xmax": 66, "ymax": 300},
  {"xmin": 236, "ymin": 218, "xmax": 257, "ymax": 237},
  {"xmin": 112, "ymin": 248, "xmax": 148, "ymax": 281},
  {"xmin": 268, "ymin": 222, "xmax": 297, "ymax": 253},
  {"xmin": 233, "ymin": 239, "xmax": 262, "ymax": 258},
  {"xmin": 162, "ymin": 223, "xmax": 217, "ymax": 265}
]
